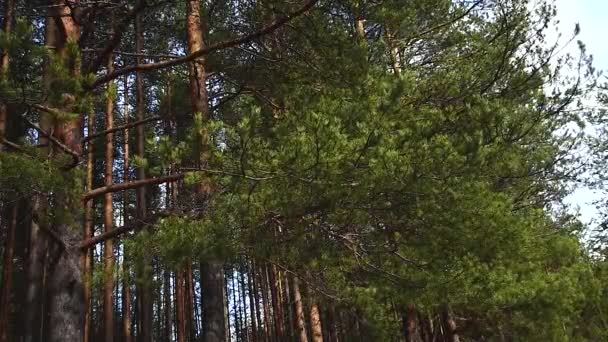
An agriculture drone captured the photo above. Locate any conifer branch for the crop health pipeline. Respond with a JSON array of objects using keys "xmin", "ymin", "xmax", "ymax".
[{"xmin": 89, "ymin": 0, "xmax": 318, "ymax": 88}]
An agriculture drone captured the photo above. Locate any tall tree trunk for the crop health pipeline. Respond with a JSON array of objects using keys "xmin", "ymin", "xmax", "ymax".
[
  {"xmin": 163, "ymin": 271, "xmax": 173, "ymax": 341},
  {"xmin": 291, "ymin": 276, "xmax": 308, "ymax": 342},
  {"xmin": 283, "ymin": 275, "xmax": 295, "ymax": 342},
  {"xmin": 176, "ymin": 270, "xmax": 187, "ymax": 342},
  {"xmin": 83, "ymin": 107, "xmax": 95, "ymax": 342},
  {"xmin": 0, "ymin": 0, "xmax": 17, "ymax": 319},
  {"xmin": 250, "ymin": 261, "xmax": 263, "ymax": 342},
  {"xmin": 0, "ymin": 0, "xmax": 13, "ymax": 147},
  {"xmin": 185, "ymin": 1, "xmax": 227, "ymax": 341},
  {"xmin": 121, "ymin": 73, "xmax": 134, "ymax": 342},
  {"xmin": 0, "ymin": 206, "xmax": 17, "ymax": 342},
  {"xmin": 246, "ymin": 262, "xmax": 258, "ymax": 342},
  {"xmin": 103, "ymin": 36, "xmax": 116, "ymax": 342},
  {"xmin": 134, "ymin": 5, "xmax": 153, "ymax": 342},
  {"xmin": 260, "ymin": 265, "xmax": 273, "ymax": 342},
  {"xmin": 269, "ymin": 266, "xmax": 284, "ymax": 341},
  {"xmin": 45, "ymin": 3, "xmax": 86, "ymax": 340}
]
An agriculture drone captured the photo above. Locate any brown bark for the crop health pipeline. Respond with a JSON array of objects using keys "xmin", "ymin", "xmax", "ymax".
[
  {"xmin": 0, "ymin": 206, "xmax": 17, "ymax": 342},
  {"xmin": 83, "ymin": 108, "xmax": 94, "ymax": 342},
  {"xmin": 309, "ymin": 293, "xmax": 323, "ymax": 342},
  {"xmin": 260, "ymin": 265, "xmax": 273, "ymax": 342},
  {"xmin": 185, "ymin": 1, "xmax": 227, "ymax": 341},
  {"xmin": 404, "ymin": 305, "xmax": 421, "ymax": 342},
  {"xmin": 91, "ymin": 0, "xmax": 319, "ymax": 89},
  {"xmin": 269, "ymin": 265, "xmax": 285, "ymax": 340},
  {"xmin": 176, "ymin": 271, "xmax": 187, "ymax": 342},
  {"xmin": 0, "ymin": 0, "xmax": 13, "ymax": 147},
  {"xmin": 103, "ymin": 38, "xmax": 116, "ymax": 342},
  {"xmin": 441, "ymin": 307, "xmax": 459, "ymax": 342},
  {"xmin": 291, "ymin": 276, "xmax": 308, "ymax": 342},
  {"xmin": 42, "ymin": 3, "xmax": 86, "ymax": 340}
]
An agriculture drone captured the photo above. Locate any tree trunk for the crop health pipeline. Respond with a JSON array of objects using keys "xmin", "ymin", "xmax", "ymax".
[
  {"xmin": 260, "ymin": 265, "xmax": 273, "ymax": 342},
  {"xmin": 0, "ymin": 205, "xmax": 17, "ymax": 342},
  {"xmin": 121, "ymin": 73, "xmax": 134, "ymax": 342},
  {"xmin": 269, "ymin": 265, "xmax": 284, "ymax": 341},
  {"xmin": 247, "ymin": 262, "xmax": 258, "ymax": 342},
  {"xmin": 177, "ymin": 270, "xmax": 187, "ymax": 342},
  {"xmin": 185, "ymin": 1, "xmax": 227, "ymax": 341},
  {"xmin": 309, "ymin": 298, "xmax": 323, "ymax": 342},
  {"xmin": 201, "ymin": 261, "xmax": 228, "ymax": 342},
  {"xmin": 134, "ymin": 5, "xmax": 153, "ymax": 342},
  {"xmin": 103, "ymin": 35, "xmax": 116, "ymax": 342},
  {"xmin": 0, "ymin": 0, "xmax": 13, "ymax": 147},
  {"xmin": 291, "ymin": 276, "xmax": 308, "ymax": 342},
  {"xmin": 441, "ymin": 307, "xmax": 459, "ymax": 342}
]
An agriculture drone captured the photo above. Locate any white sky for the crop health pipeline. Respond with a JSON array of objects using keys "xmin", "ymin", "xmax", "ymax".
[{"xmin": 552, "ymin": 0, "xmax": 607, "ymax": 225}]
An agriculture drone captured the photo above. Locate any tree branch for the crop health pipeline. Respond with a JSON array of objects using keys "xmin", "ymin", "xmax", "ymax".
[
  {"xmin": 82, "ymin": 115, "xmax": 163, "ymax": 143},
  {"xmin": 82, "ymin": 173, "xmax": 185, "ymax": 203},
  {"xmin": 88, "ymin": 0, "xmax": 318, "ymax": 89}
]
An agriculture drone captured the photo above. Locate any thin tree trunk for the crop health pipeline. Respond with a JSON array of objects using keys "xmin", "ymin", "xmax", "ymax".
[
  {"xmin": 103, "ymin": 35, "xmax": 116, "ymax": 342},
  {"xmin": 239, "ymin": 268, "xmax": 249, "ymax": 342},
  {"xmin": 269, "ymin": 266, "xmax": 284, "ymax": 341},
  {"xmin": 121, "ymin": 73, "xmax": 134, "ymax": 342},
  {"xmin": 0, "ymin": 0, "xmax": 13, "ymax": 147},
  {"xmin": 260, "ymin": 265, "xmax": 273, "ymax": 342},
  {"xmin": 247, "ymin": 262, "xmax": 258, "ymax": 342},
  {"xmin": 250, "ymin": 261, "xmax": 263, "ymax": 342},
  {"xmin": 177, "ymin": 270, "xmax": 187, "ymax": 342},
  {"xmin": 83, "ymin": 106, "xmax": 94, "ymax": 342},
  {"xmin": 163, "ymin": 271, "xmax": 173, "ymax": 341},
  {"xmin": 291, "ymin": 276, "xmax": 308, "ymax": 342},
  {"xmin": 0, "ymin": 205, "xmax": 17, "ymax": 342}
]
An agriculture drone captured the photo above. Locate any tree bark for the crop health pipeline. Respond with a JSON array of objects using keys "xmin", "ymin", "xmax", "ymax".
[
  {"xmin": 201, "ymin": 261, "xmax": 228, "ymax": 342},
  {"xmin": 121, "ymin": 73, "xmax": 134, "ymax": 342},
  {"xmin": 83, "ymin": 108, "xmax": 95, "ymax": 342},
  {"xmin": 177, "ymin": 270, "xmax": 187, "ymax": 342},
  {"xmin": 0, "ymin": 0, "xmax": 13, "ymax": 147},
  {"xmin": 291, "ymin": 276, "xmax": 308, "ymax": 342},
  {"xmin": 309, "ymin": 298, "xmax": 323, "ymax": 342},
  {"xmin": 269, "ymin": 265, "xmax": 285, "ymax": 341},
  {"xmin": 0, "ymin": 205, "xmax": 17, "ymax": 342},
  {"xmin": 441, "ymin": 307, "xmax": 459, "ymax": 342},
  {"xmin": 103, "ymin": 34, "xmax": 116, "ymax": 342},
  {"xmin": 134, "ymin": 4, "xmax": 153, "ymax": 341},
  {"xmin": 186, "ymin": 1, "xmax": 227, "ymax": 341}
]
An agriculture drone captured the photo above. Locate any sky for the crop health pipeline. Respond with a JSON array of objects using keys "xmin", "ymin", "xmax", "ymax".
[{"xmin": 552, "ymin": 0, "xmax": 607, "ymax": 225}]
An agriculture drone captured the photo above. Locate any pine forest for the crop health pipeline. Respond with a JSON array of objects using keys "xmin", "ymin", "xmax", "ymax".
[{"xmin": 1, "ymin": 0, "xmax": 608, "ymax": 341}]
